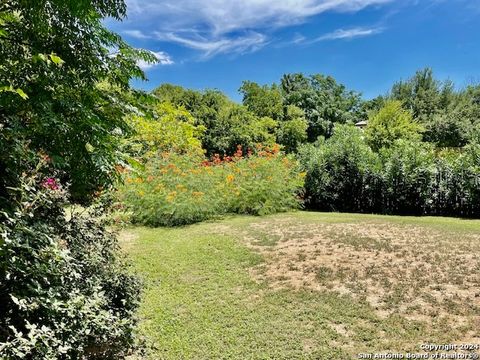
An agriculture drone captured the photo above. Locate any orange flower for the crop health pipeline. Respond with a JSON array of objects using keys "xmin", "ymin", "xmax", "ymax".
[
  {"xmin": 226, "ymin": 174, "xmax": 235, "ymax": 183},
  {"xmin": 272, "ymin": 144, "xmax": 280, "ymax": 154}
]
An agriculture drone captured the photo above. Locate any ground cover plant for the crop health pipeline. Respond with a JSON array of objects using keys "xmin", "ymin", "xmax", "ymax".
[
  {"xmin": 118, "ymin": 146, "xmax": 305, "ymax": 226},
  {"xmin": 120, "ymin": 212, "xmax": 480, "ymax": 359}
]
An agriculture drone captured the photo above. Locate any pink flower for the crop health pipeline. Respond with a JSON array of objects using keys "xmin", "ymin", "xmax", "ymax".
[{"xmin": 42, "ymin": 177, "xmax": 59, "ymax": 190}]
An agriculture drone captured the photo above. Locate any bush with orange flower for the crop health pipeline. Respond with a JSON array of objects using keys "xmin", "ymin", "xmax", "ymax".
[{"xmin": 117, "ymin": 145, "xmax": 304, "ymax": 226}]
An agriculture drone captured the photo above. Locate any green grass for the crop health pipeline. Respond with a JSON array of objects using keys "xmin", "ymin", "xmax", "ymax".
[{"xmin": 121, "ymin": 212, "xmax": 480, "ymax": 359}]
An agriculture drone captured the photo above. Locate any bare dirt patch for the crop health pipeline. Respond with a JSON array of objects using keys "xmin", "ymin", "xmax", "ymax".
[{"xmin": 228, "ymin": 217, "xmax": 480, "ymax": 341}]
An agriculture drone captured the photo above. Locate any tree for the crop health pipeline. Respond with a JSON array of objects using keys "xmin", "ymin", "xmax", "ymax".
[
  {"xmin": 276, "ymin": 105, "xmax": 308, "ymax": 153},
  {"xmin": 387, "ymin": 68, "xmax": 477, "ymax": 148},
  {"xmin": 298, "ymin": 124, "xmax": 382, "ymax": 212},
  {"xmin": 125, "ymin": 102, "xmax": 205, "ymax": 159},
  {"xmin": 239, "ymin": 81, "xmax": 284, "ymax": 120},
  {"xmin": 365, "ymin": 100, "xmax": 424, "ymax": 151},
  {"xmin": 153, "ymin": 84, "xmax": 279, "ymax": 155},
  {"xmin": 212, "ymin": 103, "xmax": 277, "ymax": 155},
  {"xmin": 281, "ymin": 73, "xmax": 363, "ymax": 141},
  {"xmin": 390, "ymin": 68, "xmax": 452, "ymax": 122},
  {"xmin": 0, "ymin": 0, "xmax": 155, "ymax": 205},
  {"xmin": 1, "ymin": 0, "xmax": 152, "ymax": 357}
]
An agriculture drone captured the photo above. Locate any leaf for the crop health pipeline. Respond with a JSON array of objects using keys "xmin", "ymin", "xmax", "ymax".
[
  {"xmin": 85, "ymin": 143, "xmax": 95, "ymax": 153},
  {"xmin": 49, "ymin": 53, "xmax": 65, "ymax": 66},
  {"xmin": 15, "ymin": 88, "xmax": 28, "ymax": 100},
  {"xmin": 0, "ymin": 85, "xmax": 28, "ymax": 100}
]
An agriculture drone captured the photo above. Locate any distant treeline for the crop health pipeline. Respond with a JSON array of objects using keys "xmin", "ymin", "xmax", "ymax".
[{"xmin": 150, "ymin": 68, "xmax": 479, "ymax": 218}]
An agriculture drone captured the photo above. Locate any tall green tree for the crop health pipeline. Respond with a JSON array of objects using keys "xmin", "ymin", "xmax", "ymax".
[
  {"xmin": 0, "ymin": 0, "xmax": 155, "ymax": 205},
  {"xmin": 388, "ymin": 68, "xmax": 480, "ymax": 147},
  {"xmin": 154, "ymin": 84, "xmax": 278, "ymax": 155},
  {"xmin": 281, "ymin": 73, "xmax": 363, "ymax": 140},
  {"xmin": 276, "ymin": 105, "xmax": 308, "ymax": 153},
  {"xmin": 239, "ymin": 81, "xmax": 284, "ymax": 120}
]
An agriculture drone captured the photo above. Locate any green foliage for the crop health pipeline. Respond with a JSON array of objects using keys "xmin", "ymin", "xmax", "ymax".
[
  {"xmin": 125, "ymin": 102, "xmax": 205, "ymax": 159},
  {"xmin": 0, "ymin": 0, "xmax": 155, "ymax": 205},
  {"xmin": 117, "ymin": 149, "xmax": 304, "ymax": 226},
  {"xmin": 239, "ymin": 81, "xmax": 284, "ymax": 120},
  {"xmin": 276, "ymin": 105, "xmax": 308, "ymax": 153},
  {"xmin": 391, "ymin": 68, "xmax": 450, "ymax": 122},
  {"xmin": 0, "ymin": 1, "xmax": 150, "ymax": 357},
  {"xmin": 380, "ymin": 140, "xmax": 435, "ymax": 215},
  {"xmin": 281, "ymin": 73, "xmax": 363, "ymax": 140},
  {"xmin": 298, "ymin": 125, "xmax": 382, "ymax": 212},
  {"xmin": 0, "ymin": 176, "xmax": 141, "ymax": 359},
  {"xmin": 153, "ymin": 84, "xmax": 277, "ymax": 155},
  {"xmin": 365, "ymin": 100, "xmax": 423, "ymax": 151},
  {"xmin": 299, "ymin": 123, "xmax": 480, "ymax": 217},
  {"xmin": 389, "ymin": 68, "xmax": 480, "ymax": 148},
  {"xmin": 214, "ymin": 104, "xmax": 277, "ymax": 155}
]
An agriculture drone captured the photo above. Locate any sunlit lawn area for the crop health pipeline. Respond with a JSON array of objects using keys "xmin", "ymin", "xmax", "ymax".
[{"xmin": 120, "ymin": 212, "xmax": 480, "ymax": 359}]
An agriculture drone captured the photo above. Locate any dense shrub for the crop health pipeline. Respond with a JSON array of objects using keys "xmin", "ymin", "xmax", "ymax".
[
  {"xmin": 431, "ymin": 142, "xmax": 480, "ymax": 217},
  {"xmin": 298, "ymin": 125, "xmax": 383, "ymax": 213},
  {"xmin": 380, "ymin": 140, "xmax": 435, "ymax": 215},
  {"xmin": 0, "ymin": 175, "xmax": 141, "ymax": 359},
  {"xmin": 365, "ymin": 100, "xmax": 423, "ymax": 151},
  {"xmin": 118, "ymin": 146, "xmax": 304, "ymax": 226},
  {"xmin": 299, "ymin": 124, "xmax": 480, "ymax": 217}
]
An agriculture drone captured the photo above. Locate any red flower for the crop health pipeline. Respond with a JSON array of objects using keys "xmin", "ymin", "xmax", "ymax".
[{"xmin": 234, "ymin": 145, "xmax": 243, "ymax": 158}]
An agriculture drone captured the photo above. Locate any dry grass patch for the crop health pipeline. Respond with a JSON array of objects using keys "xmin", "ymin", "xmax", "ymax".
[{"xmin": 230, "ymin": 215, "xmax": 480, "ymax": 342}]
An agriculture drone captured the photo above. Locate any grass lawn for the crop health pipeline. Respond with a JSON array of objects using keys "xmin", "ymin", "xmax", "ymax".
[{"xmin": 120, "ymin": 212, "xmax": 480, "ymax": 359}]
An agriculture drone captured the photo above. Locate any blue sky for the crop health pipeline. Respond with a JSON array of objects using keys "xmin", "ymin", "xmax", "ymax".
[{"xmin": 106, "ymin": 0, "xmax": 480, "ymax": 101}]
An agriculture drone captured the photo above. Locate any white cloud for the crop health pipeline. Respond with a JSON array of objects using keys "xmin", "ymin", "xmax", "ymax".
[
  {"xmin": 124, "ymin": 0, "xmax": 393, "ymax": 56},
  {"xmin": 155, "ymin": 32, "xmax": 268, "ymax": 58},
  {"xmin": 311, "ymin": 27, "xmax": 384, "ymax": 42},
  {"xmin": 137, "ymin": 51, "xmax": 174, "ymax": 70},
  {"xmin": 124, "ymin": 29, "xmax": 151, "ymax": 39}
]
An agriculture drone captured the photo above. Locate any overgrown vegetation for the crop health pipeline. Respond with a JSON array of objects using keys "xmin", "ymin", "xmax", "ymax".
[
  {"xmin": 129, "ymin": 68, "xmax": 480, "ymax": 220},
  {"xmin": 298, "ymin": 126, "xmax": 480, "ymax": 216},
  {"xmin": 1, "ymin": 0, "xmax": 479, "ymax": 357},
  {"xmin": 0, "ymin": 0, "xmax": 151, "ymax": 358},
  {"xmin": 118, "ymin": 147, "xmax": 304, "ymax": 226},
  {"xmin": 0, "ymin": 173, "xmax": 140, "ymax": 359}
]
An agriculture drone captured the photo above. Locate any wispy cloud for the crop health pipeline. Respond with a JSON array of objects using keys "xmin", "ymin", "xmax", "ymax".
[
  {"xmin": 311, "ymin": 27, "xmax": 384, "ymax": 42},
  {"xmin": 137, "ymin": 51, "xmax": 174, "ymax": 70},
  {"xmin": 155, "ymin": 32, "xmax": 268, "ymax": 58},
  {"xmin": 124, "ymin": 29, "xmax": 151, "ymax": 40},
  {"xmin": 123, "ymin": 0, "xmax": 394, "ymax": 57}
]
